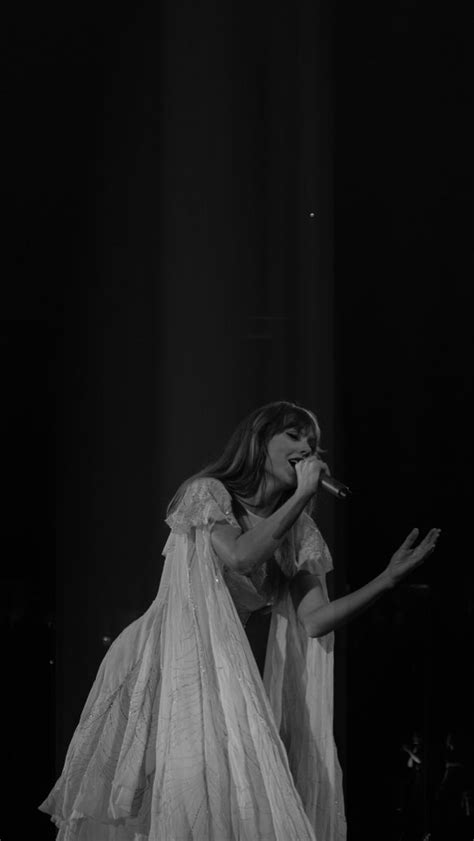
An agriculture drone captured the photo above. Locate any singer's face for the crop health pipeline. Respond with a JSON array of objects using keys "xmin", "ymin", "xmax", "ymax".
[{"xmin": 264, "ymin": 428, "xmax": 316, "ymax": 490}]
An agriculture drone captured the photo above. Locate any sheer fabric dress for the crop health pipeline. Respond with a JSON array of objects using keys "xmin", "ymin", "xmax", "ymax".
[{"xmin": 39, "ymin": 478, "xmax": 346, "ymax": 841}]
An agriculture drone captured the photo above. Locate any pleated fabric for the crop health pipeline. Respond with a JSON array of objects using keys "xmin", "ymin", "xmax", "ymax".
[{"xmin": 39, "ymin": 478, "xmax": 346, "ymax": 841}]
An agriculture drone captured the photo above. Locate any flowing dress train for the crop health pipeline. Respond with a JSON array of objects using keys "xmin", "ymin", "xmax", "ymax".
[{"xmin": 39, "ymin": 478, "xmax": 346, "ymax": 841}]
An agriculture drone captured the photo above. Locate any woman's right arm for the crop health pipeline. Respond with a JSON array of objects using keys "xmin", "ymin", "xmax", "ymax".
[
  {"xmin": 210, "ymin": 491, "xmax": 307, "ymax": 574},
  {"xmin": 211, "ymin": 457, "xmax": 324, "ymax": 574}
]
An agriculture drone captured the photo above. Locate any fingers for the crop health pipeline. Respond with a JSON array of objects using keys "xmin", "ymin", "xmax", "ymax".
[
  {"xmin": 296, "ymin": 456, "xmax": 329, "ymax": 495},
  {"xmin": 417, "ymin": 528, "xmax": 441, "ymax": 554},
  {"xmin": 403, "ymin": 527, "xmax": 441, "ymax": 549},
  {"xmin": 401, "ymin": 527, "xmax": 420, "ymax": 548},
  {"xmin": 389, "ymin": 527, "xmax": 442, "ymax": 586},
  {"xmin": 398, "ymin": 527, "xmax": 441, "ymax": 565},
  {"xmin": 301, "ymin": 456, "xmax": 330, "ymax": 475},
  {"xmin": 409, "ymin": 528, "xmax": 442, "ymax": 567},
  {"xmin": 416, "ymin": 527, "xmax": 440, "ymax": 545}
]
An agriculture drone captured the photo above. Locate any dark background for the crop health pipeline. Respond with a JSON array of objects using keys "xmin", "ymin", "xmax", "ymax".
[{"xmin": 2, "ymin": 1, "xmax": 472, "ymax": 839}]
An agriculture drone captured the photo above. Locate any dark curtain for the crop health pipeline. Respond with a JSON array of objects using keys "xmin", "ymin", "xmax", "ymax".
[{"xmin": 335, "ymin": 2, "xmax": 473, "ymax": 838}]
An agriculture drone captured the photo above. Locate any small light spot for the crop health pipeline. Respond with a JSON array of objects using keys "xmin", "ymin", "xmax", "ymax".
[{"xmin": 102, "ymin": 635, "xmax": 112, "ymax": 646}]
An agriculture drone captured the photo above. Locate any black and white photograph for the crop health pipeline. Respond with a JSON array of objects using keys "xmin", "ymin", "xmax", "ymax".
[{"xmin": 2, "ymin": 1, "xmax": 473, "ymax": 839}]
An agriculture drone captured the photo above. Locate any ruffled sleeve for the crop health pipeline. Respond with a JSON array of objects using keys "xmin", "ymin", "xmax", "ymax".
[
  {"xmin": 165, "ymin": 477, "xmax": 241, "ymax": 535},
  {"xmin": 296, "ymin": 511, "xmax": 333, "ymax": 576}
]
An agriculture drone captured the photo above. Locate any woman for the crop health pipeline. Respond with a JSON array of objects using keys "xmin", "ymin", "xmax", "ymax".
[{"xmin": 39, "ymin": 401, "xmax": 440, "ymax": 841}]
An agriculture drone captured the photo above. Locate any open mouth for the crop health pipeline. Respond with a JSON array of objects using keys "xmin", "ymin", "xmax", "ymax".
[{"xmin": 288, "ymin": 457, "xmax": 303, "ymax": 470}]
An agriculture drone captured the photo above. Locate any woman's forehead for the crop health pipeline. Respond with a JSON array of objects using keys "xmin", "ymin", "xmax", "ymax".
[
  {"xmin": 281, "ymin": 421, "xmax": 317, "ymax": 442},
  {"xmin": 282, "ymin": 412, "xmax": 315, "ymax": 432}
]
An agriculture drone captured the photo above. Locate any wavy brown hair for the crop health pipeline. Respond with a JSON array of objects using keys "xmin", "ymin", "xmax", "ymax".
[{"xmin": 167, "ymin": 400, "xmax": 323, "ymax": 521}]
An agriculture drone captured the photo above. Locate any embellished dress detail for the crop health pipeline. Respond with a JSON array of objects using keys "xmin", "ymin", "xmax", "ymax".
[{"xmin": 39, "ymin": 478, "xmax": 346, "ymax": 841}]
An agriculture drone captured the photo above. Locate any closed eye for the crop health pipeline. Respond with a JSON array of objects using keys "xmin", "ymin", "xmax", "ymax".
[{"xmin": 285, "ymin": 428, "xmax": 317, "ymax": 452}]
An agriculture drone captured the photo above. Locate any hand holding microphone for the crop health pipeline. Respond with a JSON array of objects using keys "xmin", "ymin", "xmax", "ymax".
[{"xmin": 295, "ymin": 456, "xmax": 351, "ymax": 500}]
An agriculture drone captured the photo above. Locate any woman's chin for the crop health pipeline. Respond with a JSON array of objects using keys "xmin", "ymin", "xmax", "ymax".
[{"xmin": 267, "ymin": 468, "xmax": 297, "ymax": 493}]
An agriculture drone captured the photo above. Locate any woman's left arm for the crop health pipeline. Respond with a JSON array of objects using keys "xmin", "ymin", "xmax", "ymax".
[{"xmin": 292, "ymin": 526, "xmax": 441, "ymax": 638}]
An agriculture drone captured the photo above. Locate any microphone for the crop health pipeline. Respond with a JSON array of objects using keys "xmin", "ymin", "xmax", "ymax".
[{"xmin": 320, "ymin": 474, "xmax": 351, "ymax": 499}]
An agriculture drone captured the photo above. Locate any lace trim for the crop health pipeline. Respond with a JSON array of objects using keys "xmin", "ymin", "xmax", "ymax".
[
  {"xmin": 165, "ymin": 478, "xmax": 240, "ymax": 534},
  {"xmin": 297, "ymin": 512, "xmax": 333, "ymax": 574},
  {"xmin": 273, "ymin": 531, "xmax": 298, "ymax": 579}
]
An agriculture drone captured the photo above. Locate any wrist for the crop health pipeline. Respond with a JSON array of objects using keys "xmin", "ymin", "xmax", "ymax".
[
  {"xmin": 376, "ymin": 570, "xmax": 395, "ymax": 592},
  {"xmin": 293, "ymin": 486, "xmax": 314, "ymax": 506}
]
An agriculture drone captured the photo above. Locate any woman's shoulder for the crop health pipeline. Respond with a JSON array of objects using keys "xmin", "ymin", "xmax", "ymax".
[
  {"xmin": 187, "ymin": 476, "xmax": 230, "ymax": 498},
  {"xmin": 183, "ymin": 476, "xmax": 234, "ymax": 512},
  {"xmin": 166, "ymin": 476, "xmax": 239, "ymax": 534}
]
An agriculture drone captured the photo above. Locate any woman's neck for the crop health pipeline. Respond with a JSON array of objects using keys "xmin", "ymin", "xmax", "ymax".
[{"xmin": 237, "ymin": 483, "xmax": 283, "ymax": 518}]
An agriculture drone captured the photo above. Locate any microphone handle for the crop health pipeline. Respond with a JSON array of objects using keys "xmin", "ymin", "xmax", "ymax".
[{"xmin": 320, "ymin": 474, "xmax": 351, "ymax": 499}]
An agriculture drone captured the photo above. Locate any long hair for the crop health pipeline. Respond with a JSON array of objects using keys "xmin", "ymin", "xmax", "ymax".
[{"xmin": 167, "ymin": 400, "xmax": 323, "ymax": 521}]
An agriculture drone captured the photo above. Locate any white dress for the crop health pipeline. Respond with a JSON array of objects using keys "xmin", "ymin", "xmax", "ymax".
[{"xmin": 39, "ymin": 478, "xmax": 346, "ymax": 841}]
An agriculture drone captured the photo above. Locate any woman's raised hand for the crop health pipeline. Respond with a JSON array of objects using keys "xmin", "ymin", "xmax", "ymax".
[
  {"xmin": 383, "ymin": 527, "xmax": 441, "ymax": 588},
  {"xmin": 295, "ymin": 456, "xmax": 330, "ymax": 499}
]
